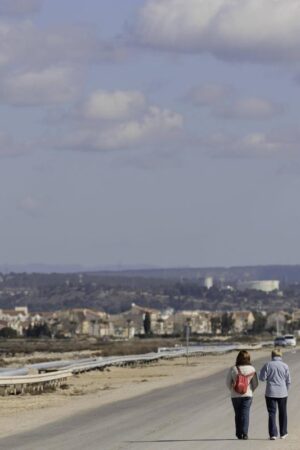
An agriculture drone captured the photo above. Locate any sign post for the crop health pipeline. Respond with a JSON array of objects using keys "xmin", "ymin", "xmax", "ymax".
[{"xmin": 185, "ymin": 318, "xmax": 191, "ymax": 365}]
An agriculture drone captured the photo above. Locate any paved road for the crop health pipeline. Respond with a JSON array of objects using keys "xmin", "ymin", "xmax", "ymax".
[{"xmin": 1, "ymin": 350, "xmax": 300, "ymax": 450}]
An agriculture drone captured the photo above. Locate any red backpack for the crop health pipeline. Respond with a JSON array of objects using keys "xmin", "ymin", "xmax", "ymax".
[{"xmin": 233, "ymin": 367, "xmax": 255, "ymax": 394}]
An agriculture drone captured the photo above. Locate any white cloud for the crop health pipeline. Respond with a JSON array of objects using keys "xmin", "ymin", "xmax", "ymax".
[
  {"xmin": 186, "ymin": 83, "xmax": 231, "ymax": 106},
  {"xmin": 0, "ymin": 0, "xmax": 42, "ymax": 16},
  {"xmin": 99, "ymin": 106, "xmax": 183, "ymax": 149},
  {"xmin": 57, "ymin": 89, "xmax": 183, "ymax": 153},
  {"xmin": 0, "ymin": 21, "xmax": 124, "ymax": 69},
  {"xmin": 1, "ymin": 66, "xmax": 82, "ymax": 106},
  {"xmin": 216, "ymin": 98, "xmax": 283, "ymax": 119},
  {"xmin": 81, "ymin": 90, "xmax": 146, "ymax": 120},
  {"xmin": 61, "ymin": 105, "xmax": 183, "ymax": 151},
  {"xmin": 201, "ymin": 130, "xmax": 296, "ymax": 158},
  {"xmin": 186, "ymin": 83, "xmax": 283, "ymax": 120},
  {"xmin": 135, "ymin": 0, "xmax": 300, "ymax": 63},
  {"xmin": 0, "ymin": 18, "xmax": 125, "ymax": 108}
]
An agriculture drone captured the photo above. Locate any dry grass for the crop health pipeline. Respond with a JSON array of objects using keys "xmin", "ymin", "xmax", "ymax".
[{"xmin": 0, "ymin": 337, "xmax": 182, "ymax": 359}]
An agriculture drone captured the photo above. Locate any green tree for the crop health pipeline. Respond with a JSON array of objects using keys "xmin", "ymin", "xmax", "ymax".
[
  {"xmin": 252, "ymin": 312, "xmax": 267, "ymax": 334},
  {"xmin": 210, "ymin": 316, "xmax": 221, "ymax": 335},
  {"xmin": 143, "ymin": 312, "xmax": 152, "ymax": 335},
  {"xmin": 26, "ymin": 323, "xmax": 52, "ymax": 338},
  {"xmin": 0, "ymin": 327, "xmax": 17, "ymax": 338},
  {"xmin": 221, "ymin": 312, "xmax": 235, "ymax": 335}
]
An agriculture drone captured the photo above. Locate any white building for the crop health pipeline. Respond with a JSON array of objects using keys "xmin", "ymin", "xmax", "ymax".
[
  {"xmin": 204, "ymin": 277, "xmax": 214, "ymax": 289},
  {"xmin": 238, "ymin": 280, "xmax": 280, "ymax": 293}
]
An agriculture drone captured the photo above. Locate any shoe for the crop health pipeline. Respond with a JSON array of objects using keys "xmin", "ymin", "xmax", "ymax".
[
  {"xmin": 280, "ymin": 434, "xmax": 288, "ymax": 439},
  {"xmin": 236, "ymin": 435, "xmax": 243, "ymax": 440},
  {"xmin": 242, "ymin": 435, "xmax": 248, "ymax": 440},
  {"xmin": 270, "ymin": 436, "xmax": 277, "ymax": 440}
]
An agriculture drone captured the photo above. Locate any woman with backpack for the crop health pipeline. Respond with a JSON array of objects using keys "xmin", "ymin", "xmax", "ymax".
[{"xmin": 226, "ymin": 350, "xmax": 259, "ymax": 440}]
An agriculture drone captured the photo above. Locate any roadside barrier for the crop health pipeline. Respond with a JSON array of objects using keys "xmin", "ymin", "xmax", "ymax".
[
  {"xmin": 0, "ymin": 368, "xmax": 72, "ymax": 395},
  {"xmin": 0, "ymin": 343, "xmax": 264, "ymax": 395}
]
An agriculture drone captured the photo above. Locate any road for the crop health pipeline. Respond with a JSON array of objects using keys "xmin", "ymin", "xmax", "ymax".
[{"xmin": 0, "ymin": 350, "xmax": 300, "ymax": 450}]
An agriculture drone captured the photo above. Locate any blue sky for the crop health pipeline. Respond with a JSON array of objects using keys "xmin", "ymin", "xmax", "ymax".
[{"xmin": 2, "ymin": 0, "xmax": 300, "ymax": 268}]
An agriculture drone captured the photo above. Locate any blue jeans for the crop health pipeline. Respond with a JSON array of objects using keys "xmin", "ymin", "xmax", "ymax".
[
  {"xmin": 265, "ymin": 396, "xmax": 288, "ymax": 438},
  {"xmin": 231, "ymin": 397, "xmax": 252, "ymax": 438}
]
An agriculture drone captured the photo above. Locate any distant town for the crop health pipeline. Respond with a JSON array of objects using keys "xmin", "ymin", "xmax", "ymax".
[{"xmin": 1, "ymin": 266, "xmax": 300, "ymax": 339}]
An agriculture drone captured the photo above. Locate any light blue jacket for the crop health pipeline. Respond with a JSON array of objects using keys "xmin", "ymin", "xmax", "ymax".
[{"xmin": 259, "ymin": 357, "xmax": 291, "ymax": 398}]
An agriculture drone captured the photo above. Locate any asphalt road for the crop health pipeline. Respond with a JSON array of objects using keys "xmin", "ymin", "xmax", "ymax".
[{"xmin": 1, "ymin": 350, "xmax": 300, "ymax": 450}]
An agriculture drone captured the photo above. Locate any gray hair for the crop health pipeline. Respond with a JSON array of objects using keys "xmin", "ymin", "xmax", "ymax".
[{"xmin": 272, "ymin": 348, "xmax": 282, "ymax": 358}]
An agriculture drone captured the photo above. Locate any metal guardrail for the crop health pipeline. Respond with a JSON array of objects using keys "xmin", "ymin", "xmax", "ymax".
[
  {"xmin": 28, "ymin": 344, "xmax": 264, "ymax": 374},
  {"xmin": 0, "ymin": 342, "xmax": 265, "ymax": 394},
  {"xmin": 0, "ymin": 353, "xmax": 164, "ymax": 394},
  {"xmin": 0, "ymin": 368, "xmax": 73, "ymax": 386},
  {"xmin": 0, "ymin": 368, "xmax": 29, "ymax": 376},
  {"xmin": 28, "ymin": 360, "xmax": 72, "ymax": 371},
  {"xmin": 0, "ymin": 368, "xmax": 73, "ymax": 395}
]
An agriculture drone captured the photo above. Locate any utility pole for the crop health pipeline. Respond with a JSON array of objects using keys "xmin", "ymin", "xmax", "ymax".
[
  {"xmin": 276, "ymin": 315, "xmax": 280, "ymax": 336},
  {"xmin": 186, "ymin": 318, "xmax": 191, "ymax": 365},
  {"xmin": 127, "ymin": 319, "xmax": 132, "ymax": 339}
]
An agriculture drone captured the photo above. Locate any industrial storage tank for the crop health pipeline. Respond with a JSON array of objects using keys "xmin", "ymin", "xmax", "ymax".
[{"xmin": 238, "ymin": 280, "xmax": 280, "ymax": 293}]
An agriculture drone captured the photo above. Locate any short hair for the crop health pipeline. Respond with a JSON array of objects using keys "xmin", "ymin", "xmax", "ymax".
[
  {"xmin": 236, "ymin": 350, "xmax": 251, "ymax": 366},
  {"xmin": 272, "ymin": 348, "xmax": 282, "ymax": 358}
]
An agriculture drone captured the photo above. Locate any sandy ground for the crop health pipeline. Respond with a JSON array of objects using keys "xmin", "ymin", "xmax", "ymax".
[{"xmin": 0, "ymin": 348, "xmax": 272, "ymax": 438}]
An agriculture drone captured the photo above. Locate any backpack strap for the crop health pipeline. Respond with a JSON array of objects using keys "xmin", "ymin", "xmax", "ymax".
[{"xmin": 236, "ymin": 366, "xmax": 255, "ymax": 378}]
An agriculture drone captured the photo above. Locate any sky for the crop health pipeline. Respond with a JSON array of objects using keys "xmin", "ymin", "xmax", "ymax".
[{"xmin": 1, "ymin": 0, "xmax": 300, "ymax": 269}]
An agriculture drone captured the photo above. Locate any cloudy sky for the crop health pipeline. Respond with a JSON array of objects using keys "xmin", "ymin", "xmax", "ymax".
[{"xmin": 2, "ymin": 0, "xmax": 300, "ymax": 269}]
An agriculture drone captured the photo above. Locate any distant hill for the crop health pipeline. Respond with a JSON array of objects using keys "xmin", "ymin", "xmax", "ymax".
[
  {"xmin": 89, "ymin": 265, "xmax": 300, "ymax": 283},
  {"xmin": 0, "ymin": 265, "xmax": 299, "ymax": 313},
  {"xmin": 2, "ymin": 264, "xmax": 300, "ymax": 282},
  {"xmin": 0, "ymin": 263, "xmax": 158, "ymax": 274}
]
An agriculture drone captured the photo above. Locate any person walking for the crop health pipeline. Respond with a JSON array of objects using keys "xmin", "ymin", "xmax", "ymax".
[
  {"xmin": 226, "ymin": 350, "xmax": 258, "ymax": 440},
  {"xmin": 259, "ymin": 348, "xmax": 291, "ymax": 440}
]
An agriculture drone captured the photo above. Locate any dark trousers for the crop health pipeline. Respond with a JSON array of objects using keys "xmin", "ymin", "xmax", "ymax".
[
  {"xmin": 231, "ymin": 397, "xmax": 252, "ymax": 438},
  {"xmin": 265, "ymin": 396, "xmax": 288, "ymax": 438}
]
